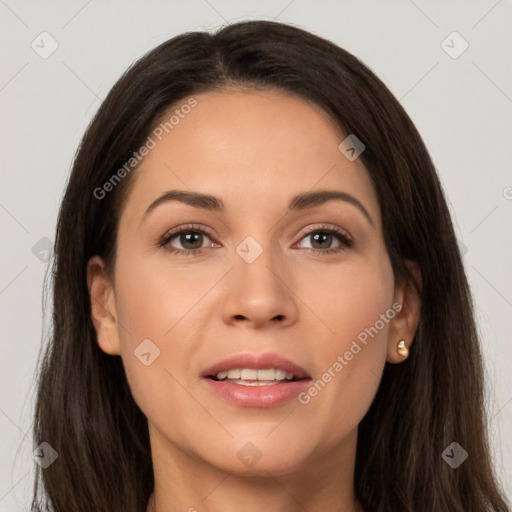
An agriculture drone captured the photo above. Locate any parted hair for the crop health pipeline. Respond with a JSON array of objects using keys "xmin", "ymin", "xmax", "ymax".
[{"xmin": 31, "ymin": 20, "xmax": 509, "ymax": 511}]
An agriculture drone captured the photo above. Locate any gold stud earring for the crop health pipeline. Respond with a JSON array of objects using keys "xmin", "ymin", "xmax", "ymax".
[{"xmin": 397, "ymin": 340, "xmax": 409, "ymax": 358}]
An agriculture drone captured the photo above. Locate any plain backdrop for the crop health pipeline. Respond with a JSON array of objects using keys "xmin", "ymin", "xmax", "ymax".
[{"xmin": 1, "ymin": 0, "xmax": 511, "ymax": 509}]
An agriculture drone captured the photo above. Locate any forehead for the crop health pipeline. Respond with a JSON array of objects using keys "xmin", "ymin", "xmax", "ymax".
[{"xmin": 120, "ymin": 89, "xmax": 380, "ymax": 227}]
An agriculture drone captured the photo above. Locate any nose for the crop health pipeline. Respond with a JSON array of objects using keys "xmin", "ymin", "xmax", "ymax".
[{"xmin": 220, "ymin": 244, "xmax": 298, "ymax": 329}]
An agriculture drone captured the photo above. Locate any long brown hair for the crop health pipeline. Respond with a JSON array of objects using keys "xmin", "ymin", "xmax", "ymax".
[{"xmin": 30, "ymin": 20, "xmax": 510, "ymax": 511}]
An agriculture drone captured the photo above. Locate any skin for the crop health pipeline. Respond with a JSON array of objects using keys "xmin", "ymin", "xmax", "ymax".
[{"xmin": 87, "ymin": 89, "xmax": 420, "ymax": 512}]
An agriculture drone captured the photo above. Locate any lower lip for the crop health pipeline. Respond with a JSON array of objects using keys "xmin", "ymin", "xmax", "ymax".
[{"xmin": 203, "ymin": 377, "xmax": 311, "ymax": 408}]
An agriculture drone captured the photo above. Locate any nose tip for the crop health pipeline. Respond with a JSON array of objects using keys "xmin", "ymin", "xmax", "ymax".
[{"xmin": 222, "ymin": 252, "xmax": 299, "ymax": 329}]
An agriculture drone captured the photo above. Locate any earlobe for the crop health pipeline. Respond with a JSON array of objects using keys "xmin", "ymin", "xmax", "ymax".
[
  {"xmin": 386, "ymin": 260, "xmax": 422, "ymax": 364},
  {"xmin": 86, "ymin": 256, "xmax": 121, "ymax": 356}
]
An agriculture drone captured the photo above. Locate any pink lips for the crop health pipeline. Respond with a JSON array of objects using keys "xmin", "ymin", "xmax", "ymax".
[{"xmin": 201, "ymin": 352, "xmax": 312, "ymax": 408}]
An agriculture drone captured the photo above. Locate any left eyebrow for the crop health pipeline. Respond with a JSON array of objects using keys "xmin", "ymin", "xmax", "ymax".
[{"xmin": 142, "ymin": 189, "xmax": 374, "ymax": 228}]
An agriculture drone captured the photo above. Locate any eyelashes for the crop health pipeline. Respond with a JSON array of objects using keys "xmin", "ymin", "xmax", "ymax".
[{"xmin": 157, "ymin": 223, "xmax": 353, "ymax": 257}]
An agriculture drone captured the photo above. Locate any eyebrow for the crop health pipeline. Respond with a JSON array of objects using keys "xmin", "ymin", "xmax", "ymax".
[{"xmin": 142, "ymin": 189, "xmax": 374, "ymax": 227}]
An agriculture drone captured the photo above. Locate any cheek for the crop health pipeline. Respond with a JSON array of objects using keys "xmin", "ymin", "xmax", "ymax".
[
  {"xmin": 297, "ymin": 251, "xmax": 394, "ymax": 432},
  {"xmin": 112, "ymin": 247, "xmax": 200, "ymax": 340},
  {"xmin": 110, "ymin": 249, "xmax": 187, "ymax": 404},
  {"xmin": 304, "ymin": 250, "xmax": 394, "ymax": 352},
  {"xmin": 110, "ymin": 243, "xmax": 226, "ymax": 418}
]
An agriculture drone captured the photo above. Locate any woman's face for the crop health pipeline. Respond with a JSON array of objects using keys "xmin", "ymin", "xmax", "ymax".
[{"xmin": 88, "ymin": 89, "xmax": 414, "ymax": 478}]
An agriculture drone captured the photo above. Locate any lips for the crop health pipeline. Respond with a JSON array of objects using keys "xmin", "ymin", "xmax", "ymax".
[
  {"xmin": 201, "ymin": 352, "xmax": 312, "ymax": 407},
  {"xmin": 201, "ymin": 352, "xmax": 311, "ymax": 380}
]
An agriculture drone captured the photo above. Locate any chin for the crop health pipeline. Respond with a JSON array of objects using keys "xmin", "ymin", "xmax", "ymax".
[{"xmin": 204, "ymin": 436, "xmax": 313, "ymax": 478}]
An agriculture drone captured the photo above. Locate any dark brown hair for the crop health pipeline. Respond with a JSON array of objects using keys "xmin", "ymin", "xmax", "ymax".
[{"xmin": 30, "ymin": 20, "xmax": 510, "ymax": 511}]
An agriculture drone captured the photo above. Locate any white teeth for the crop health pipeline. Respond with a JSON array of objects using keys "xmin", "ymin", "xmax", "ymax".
[
  {"xmin": 274, "ymin": 369, "xmax": 287, "ymax": 380},
  {"xmin": 215, "ymin": 368, "xmax": 296, "ymax": 382},
  {"xmin": 240, "ymin": 369, "xmax": 258, "ymax": 380},
  {"xmin": 257, "ymin": 369, "xmax": 274, "ymax": 380},
  {"xmin": 230, "ymin": 380, "xmax": 279, "ymax": 386}
]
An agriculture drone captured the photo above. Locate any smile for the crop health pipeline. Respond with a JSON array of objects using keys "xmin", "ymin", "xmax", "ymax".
[{"xmin": 213, "ymin": 368, "xmax": 296, "ymax": 383}]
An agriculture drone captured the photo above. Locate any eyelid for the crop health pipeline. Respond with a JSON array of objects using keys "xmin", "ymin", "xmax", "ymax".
[
  {"xmin": 295, "ymin": 222, "xmax": 352, "ymax": 242},
  {"xmin": 159, "ymin": 223, "xmax": 216, "ymax": 242}
]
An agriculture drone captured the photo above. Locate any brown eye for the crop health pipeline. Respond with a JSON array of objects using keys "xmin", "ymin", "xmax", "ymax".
[
  {"xmin": 296, "ymin": 226, "xmax": 353, "ymax": 255},
  {"xmin": 158, "ymin": 224, "xmax": 214, "ymax": 256}
]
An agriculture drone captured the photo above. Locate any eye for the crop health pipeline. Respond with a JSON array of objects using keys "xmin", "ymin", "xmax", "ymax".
[
  {"xmin": 158, "ymin": 224, "xmax": 214, "ymax": 257},
  {"xmin": 157, "ymin": 223, "xmax": 353, "ymax": 257},
  {"xmin": 294, "ymin": 224, "xmax": 353, "ymax": 255}
]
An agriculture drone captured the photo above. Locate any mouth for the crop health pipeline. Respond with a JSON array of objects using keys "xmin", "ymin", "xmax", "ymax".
[
  {"xmin": 207, "ymin": 368, "xmax": 305, "ymax": 385},
  {"xmin": 201, "ymin": 352, "xmax": 312, "ymax": 407}
]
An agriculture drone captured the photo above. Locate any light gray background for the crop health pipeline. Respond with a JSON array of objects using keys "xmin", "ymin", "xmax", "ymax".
[{"xmin": 1, "ymin": 0, "xmax": 511, "ymax": 509}]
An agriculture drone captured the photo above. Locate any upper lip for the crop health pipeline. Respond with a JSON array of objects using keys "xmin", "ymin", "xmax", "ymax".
[{"xmin": 201, "ymin": 352, "xmax": 311, "ymax": 380}]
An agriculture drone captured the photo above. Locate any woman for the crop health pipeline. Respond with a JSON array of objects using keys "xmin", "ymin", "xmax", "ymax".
[{"xmin": 31, "ymin": 19, "xmax": 510, "ymax": 511}]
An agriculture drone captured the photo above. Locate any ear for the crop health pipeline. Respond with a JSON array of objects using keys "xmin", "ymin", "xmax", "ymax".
[
  {"xmin": 86, "ymin": 255, "xmax": 121, "ymax": 355},
  {"xmin": 386, "ymin": 260, "xmax": 421, "ymax": 363}
]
